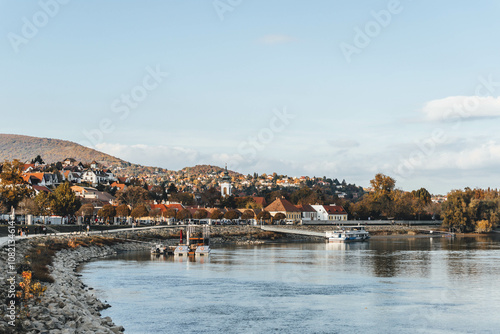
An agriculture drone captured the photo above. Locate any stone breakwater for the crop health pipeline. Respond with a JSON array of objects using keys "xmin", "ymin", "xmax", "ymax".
[{"xmin": 0, "ymin": 238, "xmax": 149, "ymax": 334}]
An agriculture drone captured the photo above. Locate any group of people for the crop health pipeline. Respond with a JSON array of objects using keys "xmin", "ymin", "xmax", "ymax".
[{"xmin": 18, "ymin": 225, "xmax": 48, "ymax": 236}]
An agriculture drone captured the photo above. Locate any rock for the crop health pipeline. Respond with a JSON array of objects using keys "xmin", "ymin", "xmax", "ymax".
[{"xmin": 110, "ymin": 325, "xmax": 125, "ymax": 333}]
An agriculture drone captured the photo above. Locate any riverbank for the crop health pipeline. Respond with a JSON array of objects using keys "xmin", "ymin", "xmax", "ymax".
[{"xmin": 0, "ymin": 236, "xmax": 149, "ymax": 333}]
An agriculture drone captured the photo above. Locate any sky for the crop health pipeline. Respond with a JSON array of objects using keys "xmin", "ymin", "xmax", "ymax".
[{"xmin": 1, "ymin": 0, "xmax": 500, "ymax": 194}]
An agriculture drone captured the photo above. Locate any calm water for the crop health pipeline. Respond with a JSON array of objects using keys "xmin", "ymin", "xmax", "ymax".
[{"xmin": 80, "ymin": 236, "xmax": 500, "ymax": 334}]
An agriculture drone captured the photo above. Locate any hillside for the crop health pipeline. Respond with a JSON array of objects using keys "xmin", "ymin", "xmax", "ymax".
[
  {"xmin": 180, "ymin": 164, "xmax": 242, "ymax": 177},
  {"xmin": 0, "ymin": 134, "xmax": 129, "ymax": 167}
]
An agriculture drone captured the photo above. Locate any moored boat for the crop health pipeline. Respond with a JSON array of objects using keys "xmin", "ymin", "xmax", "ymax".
[
  {"xmin": 326, "ymin": 226, "xmax": 370, "ymax": 242},
  {"xmin": 151, "ymin": 243, "xmax": 167, "ymax": 254}
]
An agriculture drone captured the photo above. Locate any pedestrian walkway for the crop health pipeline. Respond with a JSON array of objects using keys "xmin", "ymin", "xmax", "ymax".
[{"xmin": 0, "ymin": 224, "xmax": 186, "ymax": 249}]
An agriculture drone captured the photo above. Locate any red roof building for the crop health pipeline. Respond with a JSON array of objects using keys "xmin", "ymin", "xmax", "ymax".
[{"xmin": 264, "ymin": 198, "xmax": 301, "ymax": 222}]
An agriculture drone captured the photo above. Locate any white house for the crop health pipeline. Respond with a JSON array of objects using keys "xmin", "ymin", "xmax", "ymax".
[
  {"xmin": 62, "ymin": 171, "xmax": 82, "ymax": 183},
  {"xmin": 82, "ymin": 169, "xmax": 113, "ymax": 186},
  {"xmin": 311, "ymin": 204, "xmax": 348, "ymax": 221},
  {"xmin": 297, "ymin": 204, "xmax": 318, "ymax": 221}
]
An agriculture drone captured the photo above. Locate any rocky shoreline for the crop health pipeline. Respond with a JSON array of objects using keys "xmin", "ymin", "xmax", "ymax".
[{"xmin": 0, "ymin": 237, "xmax": 149, "ymax": 334}]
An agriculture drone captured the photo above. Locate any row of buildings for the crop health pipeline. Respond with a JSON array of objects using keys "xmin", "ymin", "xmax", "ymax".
[{"xmin": 119, "ymin": 197, "xmax": 348, "ymax": 225}]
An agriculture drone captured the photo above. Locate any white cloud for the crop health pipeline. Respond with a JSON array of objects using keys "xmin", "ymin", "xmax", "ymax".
[
  {"xmin": 259, "ymin": 34, "xmax": 296, "ymax": 45},
  {"xmin": 424, "ymin": 141, "xmax": 500, "ymax": 170},
  {"xmin": 95, "ymin": 143, "xmax": 199, "ymax": 169},
  {"xmin": 421, "ymin": 95, "xmax": 500, "ymax": 122}
]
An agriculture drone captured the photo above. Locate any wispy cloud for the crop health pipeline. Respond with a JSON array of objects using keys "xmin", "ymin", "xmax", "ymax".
[
  {"xmin": 95, "ymin": 143, "xmax": 200, "ymax": 168},
  {"xmin": 259, "ymin": 34, "xmax": 296, "ymax": 45},
  {"xmin": 420, "ymin": 95, "xmax": 500, "ymax": 122}
]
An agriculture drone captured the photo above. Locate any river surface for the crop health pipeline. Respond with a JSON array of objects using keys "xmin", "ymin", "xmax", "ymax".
[{"xmin": 80, "ymin": 236, "xmax": 500, "ymax": 333}]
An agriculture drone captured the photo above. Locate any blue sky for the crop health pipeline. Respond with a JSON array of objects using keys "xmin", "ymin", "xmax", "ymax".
[{"xmin": 2, "ymin": 0, "xmax": 500, "ymax": 194}]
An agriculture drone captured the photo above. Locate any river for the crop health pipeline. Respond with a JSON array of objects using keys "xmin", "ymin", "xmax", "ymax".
[{"xmin": 80, "ymin": 236, "xmax": 500, "ymax": 333}]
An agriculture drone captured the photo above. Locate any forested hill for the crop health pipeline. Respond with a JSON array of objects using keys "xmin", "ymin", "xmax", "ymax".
[
  {"xmin": 0, "ymin": 134, "xmax": 129, "ymax": 166},
  {"xmin": 180, "ymin": 164, "xmax": 242, "ymax": 177}
]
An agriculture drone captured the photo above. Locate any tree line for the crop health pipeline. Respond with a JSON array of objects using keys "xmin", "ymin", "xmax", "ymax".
[{"xmin": 1, "ymin": 159, "xmax": 499, "ymax": 232}]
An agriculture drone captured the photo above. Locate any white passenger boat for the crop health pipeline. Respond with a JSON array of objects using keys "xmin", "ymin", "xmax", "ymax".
[{"xmin": 325, "ymin": 226, "xmax": 370, "ymax": 242}]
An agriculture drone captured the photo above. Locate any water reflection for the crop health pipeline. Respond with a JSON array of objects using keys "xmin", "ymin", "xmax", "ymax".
[
  {"xmin": 80, "ymin": 235, "xmax": 500, "ymax": 334},
  {"xmin": 106, "ymin": 236, "xmax": 500, "ymax": 280},
  {"xmin": 148, "ymin": 253, "xmax": 211, "ymax": 264}
]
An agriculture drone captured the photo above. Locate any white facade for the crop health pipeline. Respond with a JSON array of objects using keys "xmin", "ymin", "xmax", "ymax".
[
  {"xmin": 221, "ymin": 181, "xmax": 232, "ymax": 197},
  {"xmin": 311, "ymin": 205, "xmax": 329, "ymax": 220},
  {"xmin": 301, "ymin": 210, "xmax": 318, "ymax": 221},
  {"xmin": 81, "ymin": 170, "xmax": 114, "ymax": 186}
]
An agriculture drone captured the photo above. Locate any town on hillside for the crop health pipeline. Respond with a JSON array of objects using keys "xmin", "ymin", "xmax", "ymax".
[{"xmin": 1, "ymin": 155, "xmax": 498, "ymax": 233}]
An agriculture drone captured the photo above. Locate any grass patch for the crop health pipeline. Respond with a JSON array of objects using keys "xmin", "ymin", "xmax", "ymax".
[{"xmin": 25, "ymin": 236, "xmax": 122, "ymax": 283}]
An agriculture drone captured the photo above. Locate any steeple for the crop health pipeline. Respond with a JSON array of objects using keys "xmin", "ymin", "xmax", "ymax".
[
  {"xmin": 221, "ymin": 163, "xmax": 231, "ymax": 182},
  {"xmin": 220, "ymin": 163, "xmax": 232, "ymax": 197}
]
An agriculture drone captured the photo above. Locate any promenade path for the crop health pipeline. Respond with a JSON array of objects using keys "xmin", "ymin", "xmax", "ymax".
[{"xmin": 0, "ymin": 225, "xmax": 187, "ymax": 249}]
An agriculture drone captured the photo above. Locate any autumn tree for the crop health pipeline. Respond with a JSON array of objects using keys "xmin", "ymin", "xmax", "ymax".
[
  {"xmin": 241, "ymin": 210, "xmax": 255, "ymax": 220},
  {"xmin": 98, "ymin": 204, "xmax": 116, "ymax": 222},
  {"xmin": 116, "ymin": 204, "xmax": 131, "ymax": 218},
  {"xmin": 0, "ymin": 159, "xmax": 34, "ymax": 209},
  {"xmin": 131, "ymin": 205, "xmax": 149, "ymax": 218},
  {"xmin": 51, "ymin": 183, "xmax": 81, "ymax": 217},
  {"xmin": 193, "ymin": 209, "xmax": 208, "ymax": 220},
  {"xmin": 167, "ymin": 183, "xmax": 178, "ymax": 194},
  {"xmin": 412, "ymin": 188, "xmax": 432, "ymax": 205},
  {"xmin": 219, "ymin": 195, "xmax": 236, "ymax": 209},
  {"xmin": 364, "ymin": 173, "xmax": 397, "ymax": 218},
  {"xmin": 224, "ymin": 210, "xmax": 240, "ymax": 220},
  {"xmin": 176, "ymin": 208, "xmax": 192, "ymax": 221},
  {"xmin": 17, "ymin": 198, "xmax": 38, "ymax": 216},
  {"xmin": 200, "ymin": 187, "xmax": 220, "ymax": 207},
  {"xmin": 391, "ymin": 191, "xmax": 418, "ymax": 220},
  {"xmin": 148, "ymin": 185, "xmax": 166, "ymax": 202},
  {"xmin": 442, "ymin": 189, "xmax": 474, "ymax": 232},
  {"xmin": 273, "ymin": 212, "xmax": 286, "ymax": 222},
  {"xmin": 257, "ymin": 210, "xmax": 272, "ymax": 222},
  {"xmin": 163, "ymin": 208, "xmax": 177, "ymax": 219},
  {"xmin": 116, "ymin": 186, "xmax": 150, "ymax": 207},
  {"xmin": 0, "ymin": 202, "xmax": 8, "ymax": 214},
  {"xmin": 210, "ymin": 209, "xmax": 224, "ymax": 220},
  {"xmin": 266, "ymin": 190, "xmax": 287, "ymax": 204},
  {"xmin": 148, "ymin": 208, "xmax": 161, "ymax": 223},
  {"xmin": 34, "ymin": 192, "xmax": 53, "ymax": 217},
  {"xmin": 235, "ymin": 197, "xmax": 256, "ymax": 209},
  {"xmin": 170, "ymin": 192, "xmax": 195, "ymax": 206},
  {"xmin": 291, "ymin": 187, "xmax": 321, "ymax": 205}
]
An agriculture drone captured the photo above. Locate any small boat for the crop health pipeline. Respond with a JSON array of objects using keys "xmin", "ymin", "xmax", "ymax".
[
  {"xmin": 326, "ymin": 226, "xmax": 370, "ymax": 242},
  {"xmin": 151, "ymin": 243, "xmax": 167, "ymax": 254},
  {"xmin": 174, "ymin": 226, "xmax": 211, "ymax": 256}
]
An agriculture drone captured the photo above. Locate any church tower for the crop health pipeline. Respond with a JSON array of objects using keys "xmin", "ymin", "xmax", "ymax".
[{"xmin": 220, "ymin": 164, "xmax": 232, "ymax": 197}]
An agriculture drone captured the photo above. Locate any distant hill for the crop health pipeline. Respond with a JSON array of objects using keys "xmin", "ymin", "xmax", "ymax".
[
  {"xmin": 180, "ymin": 164, "xmax": 242, "ymax": 177},
  {"xmin": 0, "ymin": 134, "xmax": 129, "ymax": 167}
]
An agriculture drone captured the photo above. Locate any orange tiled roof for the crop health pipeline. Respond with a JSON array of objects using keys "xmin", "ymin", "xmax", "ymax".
[
  {"xmin": 264, "ymin": 198, "xmax": 300, "ymax": 212},
  {"xmin": 297, "ymin": 204, "xmax": 315, "ymax": 212},
  {"xmin": 252, "ymin": 196, "xmax": 267, "ymax": 207},
  {"xmin": 324, "ymin": 205, "xmax": 347, "ymax": 214},
  {"xmin": 22, "ymin": 173, "xmax": 44, "ymax": 183}
]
